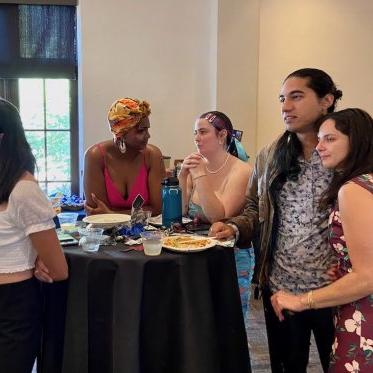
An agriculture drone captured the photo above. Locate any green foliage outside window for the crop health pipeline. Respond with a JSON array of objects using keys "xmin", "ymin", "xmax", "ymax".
[{"xmin": 20, "ymin": 78, "xmax": 72, "ymax": 196}]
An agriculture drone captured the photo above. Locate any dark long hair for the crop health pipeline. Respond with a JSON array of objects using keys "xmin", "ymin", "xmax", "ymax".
[
  {"xmin": 273, "ymin": 68, "xmax": 343, "ymax": 184},
  {"xmin": 0, "ymin": 98, "xmax": 36, "ymax": 203},
  {"xmin": 199, "ymin": 110, "xmax": 242, "ymax": 156},
  {"xmin": 200, "ymin": 110, "xmax": 233, "ymax": 143},
  {"xmin": 316, "ymin": 108, "xmax": 373, "ymax": 208}
]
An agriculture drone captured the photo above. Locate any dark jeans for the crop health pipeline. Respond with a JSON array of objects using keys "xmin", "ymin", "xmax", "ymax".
[
  {"xmin": 262, "ymin": 288, "xmax": 334, "ymax": 373},
  {"xmin": 0, "ymin": 277, "xmax": 42, "ymax": 373}
]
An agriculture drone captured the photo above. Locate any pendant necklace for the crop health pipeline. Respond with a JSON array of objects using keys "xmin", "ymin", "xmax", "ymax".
[{"xmin": 206, "ymin": 153, "xmax": 230, "ymax": 174}]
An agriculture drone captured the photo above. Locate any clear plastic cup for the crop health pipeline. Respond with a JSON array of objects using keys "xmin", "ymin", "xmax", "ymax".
[
  {"xmin": 79, "ymin": 227, "xmax": 104, "ymax": 253},
  {"xmin": 144, "ymin": 210, "xmax": 152, "ymax": 226},
  {"xmin": 140, "ymin": 231, "xmax": 163, "ymax": 256},
  {"xmin": 58, "ymin": 212, "xmax": 78, "ymax": 232}
]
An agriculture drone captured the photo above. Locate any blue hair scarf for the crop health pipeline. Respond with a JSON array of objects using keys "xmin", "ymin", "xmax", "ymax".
[{"xmin": 228, "ymin": 138, "xmax": 249, "ymax": 162}]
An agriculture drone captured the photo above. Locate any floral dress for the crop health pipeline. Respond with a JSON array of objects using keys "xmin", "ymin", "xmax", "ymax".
[{"xmin": 329, "ymin": 174, "xmax": 373, "ymax": 373}]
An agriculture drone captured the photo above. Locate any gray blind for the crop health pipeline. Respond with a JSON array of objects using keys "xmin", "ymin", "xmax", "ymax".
[
  {"xmin": 0, "ymin": 4, "xmax": 77, "ymax": 78},
  {"xmin": 0, "ymin": 1, "xmax": 77, "ymax": 5}
]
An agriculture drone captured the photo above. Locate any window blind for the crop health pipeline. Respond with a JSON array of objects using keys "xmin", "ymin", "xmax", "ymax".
[
  {"xmin": 0, "ymin": 1, "xmax": 77, "ymax": 5},
  {"xmin": 0, "ymin": 4, "xmax": 77, "ymax": 78}
]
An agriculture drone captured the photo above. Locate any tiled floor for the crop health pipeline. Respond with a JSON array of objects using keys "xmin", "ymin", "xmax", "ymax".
[{"xmin": 247, "ymin": 296, "xmax": 323, "ymax": 372}]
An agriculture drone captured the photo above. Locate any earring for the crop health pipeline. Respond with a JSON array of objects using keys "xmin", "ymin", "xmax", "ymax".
[
  {"xmin": 219, "ymin": 139, "xmax": 223, "ymax": 145},
  {"xmin": 119, "ymin": 138, "xmax": 127, "ymax": 154}
]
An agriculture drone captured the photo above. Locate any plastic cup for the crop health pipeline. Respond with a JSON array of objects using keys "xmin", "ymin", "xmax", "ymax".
[
  {"xmin": 144, "ymin": 210, "xmax": 152, "ymax": 226},
  {"xmin": 58, "ymin": 212, "xmax": 78, "ymax": 232},
  {"xmin": 79, "ymin": 227, "xmax": 104, "ymax": 253},
  {"xmin": 140, "ymin": 231, "xmax": 163, "ymax": 256}
]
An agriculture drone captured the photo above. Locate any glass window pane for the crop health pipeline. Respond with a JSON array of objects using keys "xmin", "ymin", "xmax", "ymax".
[
  {"xmin": 38, "ymin": 182, "xmax": 47, "ymax": 195},
  {"xmin": 18, "ymin": 77, "xmax": 75, "ymax": 196},
  {"xmin": 46, "ymin": 131, "xmax": 70, "ymax": 181},
  {"xmin": 19, "ymin": 78, "xmax": 44, "ymax": 130},
  {"xmin": 25, "ymin": 130, "xmax": 46, "ymax": 180},
  {"xmin": 46, "ymin": 79, "xmax": 70, "ymax": 130},
  {"xmin": 47, "ymin": 182, "xmax": 71, "ymax": 197}
]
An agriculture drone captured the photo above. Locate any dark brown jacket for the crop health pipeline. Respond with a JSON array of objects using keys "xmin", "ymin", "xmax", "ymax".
[{"xmin": 227, "ymin": 139, "xmax": 280, "ymax": 288}]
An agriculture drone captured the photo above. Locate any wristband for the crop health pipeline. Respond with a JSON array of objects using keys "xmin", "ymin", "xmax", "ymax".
[{"xmin": 307, "ymin": 290, "xmax": 315, "ymax": 309}]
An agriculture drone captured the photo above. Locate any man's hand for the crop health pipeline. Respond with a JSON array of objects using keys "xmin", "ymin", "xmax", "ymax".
[
  {"xmin": 209, "ymin": 222, "xmax": 235, "ymax": 240},
  {"xmin": 326, "ymin": 263, "xmax": 339, "ymax": 282}
]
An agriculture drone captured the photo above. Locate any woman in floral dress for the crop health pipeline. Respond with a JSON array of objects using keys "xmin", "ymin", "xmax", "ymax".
[{"xmin": 270, "ymin": 108, "xmax": 373, "ymax": 372}]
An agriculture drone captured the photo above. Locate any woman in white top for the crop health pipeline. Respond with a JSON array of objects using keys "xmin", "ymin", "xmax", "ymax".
[{"xmin": 0, "ymin": 98, "xmax": 68, "ymax": 373}]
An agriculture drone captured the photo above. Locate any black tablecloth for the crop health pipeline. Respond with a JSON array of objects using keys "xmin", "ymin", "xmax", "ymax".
[{"xmin": 39, "ymin": 244, "xmax": 251, "ymax": 373}]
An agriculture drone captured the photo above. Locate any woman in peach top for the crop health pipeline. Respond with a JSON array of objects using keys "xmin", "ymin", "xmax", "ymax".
[{"xmin": 178, "ymin": 111, "xmax": 254, "ymax": 328}]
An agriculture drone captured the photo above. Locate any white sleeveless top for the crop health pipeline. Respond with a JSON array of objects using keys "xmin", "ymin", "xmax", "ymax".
[{"xmin": 0, "ymin": 180, "xmax": 56, "ymax": 273}]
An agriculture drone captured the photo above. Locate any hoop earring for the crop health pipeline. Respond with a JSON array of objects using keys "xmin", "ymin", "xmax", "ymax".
[{"xmin": 119, "ymin": 138, "xmax": 127, "ymax": 154}]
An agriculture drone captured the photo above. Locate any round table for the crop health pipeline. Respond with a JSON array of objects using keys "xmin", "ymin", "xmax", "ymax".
[{"xmin": 39, "ymin": 243, "xmax": 251, "ymax": 373}]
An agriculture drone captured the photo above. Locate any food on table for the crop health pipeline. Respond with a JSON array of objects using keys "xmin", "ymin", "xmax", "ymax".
[{"xmin": 162, "ymin": 235, "xmax": 212, "ymax": 249}]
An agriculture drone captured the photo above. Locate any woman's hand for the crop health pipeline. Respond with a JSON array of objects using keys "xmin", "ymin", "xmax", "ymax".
[
  {"xmin": 85, "ymin": 193, "xmax": 112, "ymax": 215},
  {"xmin": 188, "ymin": 154, "xmax": 207, "ymax": 179},
  {"xmin": 270, "ymin": 290, "xmax": 307, "ymax": 321},
  {"xmin": 209, "ymin": 222, "xmax": 235, "ymax": 239},
  {"xmin": 34, "ymin": 257, "xmax": 53, "ymax": 283},
  {"xmin": 179, "ymin": 153, "xmax": 206, "ymax": 180}
]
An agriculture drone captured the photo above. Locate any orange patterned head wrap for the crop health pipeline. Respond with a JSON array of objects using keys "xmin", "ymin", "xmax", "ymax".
[{"xmin": 107, "ymin": 98, "xmax": 151, "ymax": 140}]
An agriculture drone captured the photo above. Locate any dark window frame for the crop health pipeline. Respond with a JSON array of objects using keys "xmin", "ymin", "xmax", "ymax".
[
  {"xmin": 0, "ymin": 3, "xmax": 79, "ymax": 195},
  {"xmin": 0, "ymin": 1, "xmax": 77, "ymax": 6},
  {"xmin": 0, "ymin": 78, "xmax": 79, "ymax": 195}
]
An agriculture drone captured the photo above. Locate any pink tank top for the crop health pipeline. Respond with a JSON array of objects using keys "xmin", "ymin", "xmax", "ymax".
[{"xmin": 98, "ymin": 144, "xmax": 150, "ymax": 209}]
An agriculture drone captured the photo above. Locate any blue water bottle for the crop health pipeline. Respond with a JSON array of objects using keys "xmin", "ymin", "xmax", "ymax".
[{"xmin": 162, "ymin": 177, "xmax": 182, "ymax": 228}]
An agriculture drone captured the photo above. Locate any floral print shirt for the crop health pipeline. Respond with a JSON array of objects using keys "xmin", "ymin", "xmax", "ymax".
[{"xmin": 269, "ymin": 150, "xmax": 334, "ymax": 294}]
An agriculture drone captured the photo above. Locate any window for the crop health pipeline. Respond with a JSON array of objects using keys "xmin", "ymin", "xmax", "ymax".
[
  {"xmin": 0, "ymin": 3, "xmax": 78, "ymax": 195},
  {"xmin": 20, "ymin": 78, "xmax": 78, "ymax": 195}
]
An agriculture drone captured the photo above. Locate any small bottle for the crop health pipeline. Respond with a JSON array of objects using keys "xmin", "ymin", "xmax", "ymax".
[{"xmin": 161, "ymin": 177, "xmax": 182, "ymax": 228}]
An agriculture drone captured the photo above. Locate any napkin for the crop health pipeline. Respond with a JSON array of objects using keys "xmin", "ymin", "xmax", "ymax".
[{"xmin": 214, "ymin": 238, "xmax": 235, "ymax": 248}]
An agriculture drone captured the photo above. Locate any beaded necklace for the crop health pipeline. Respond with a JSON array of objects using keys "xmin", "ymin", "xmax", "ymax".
[{"xmin": 206, "ymin": 153, "xmax": 230, "ymax": 174}]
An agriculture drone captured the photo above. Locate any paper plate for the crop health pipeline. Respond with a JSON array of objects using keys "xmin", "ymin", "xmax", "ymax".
[
  {"xmin": 82, "ymin": 213, "xmax": 131, "ymax": 228},
  {"xmin": 162, "ymin": 235, "xmax": 216, "ymax": 252}
]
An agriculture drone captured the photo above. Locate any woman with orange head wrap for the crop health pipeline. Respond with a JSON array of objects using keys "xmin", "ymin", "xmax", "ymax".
[{"xmin": 84, "ymin": 98, "xmax": 165, "ymax": 215}]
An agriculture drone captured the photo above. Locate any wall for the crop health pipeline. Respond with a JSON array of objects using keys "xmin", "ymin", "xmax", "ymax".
[
  {"xmin": 78, "ymin": 0, "xmax": 373, "ymax": 174},
  {"xmin": 78, "ymin": 0, "xmax": 218, "ymax": 163},
  {"xmin": 78, "ymin": 0, "xmax": 260, "ymax": 181},
  {"xmin": 257, "ymin": 0, "xmax": 373, "ymax": 150},
  {"xmin": 217, "ymin": 0, "xmax": 259, "ymax": 159}
]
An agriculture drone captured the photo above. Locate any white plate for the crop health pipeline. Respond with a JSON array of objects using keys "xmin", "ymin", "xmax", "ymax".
[
  {"xmin": 148, "ymin": 215, "xmax": 192, "ymax": 227},
  {"xmin": 162, "ymin": 235, "xmax": 216, "ymax": 252},
  {"xmin": 82, "ymin": 213, "xmax": 131, "ymax": 228}
]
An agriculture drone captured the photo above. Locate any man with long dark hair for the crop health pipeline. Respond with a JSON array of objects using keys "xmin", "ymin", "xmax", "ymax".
[{"xmin": 210, "ymin": 68, "xmax": 343, "ymax": 372}]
